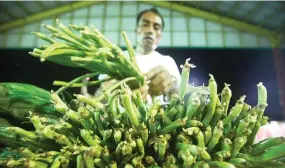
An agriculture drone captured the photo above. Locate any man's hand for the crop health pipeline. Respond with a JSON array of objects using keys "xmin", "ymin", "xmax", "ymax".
[{"xmin": 145, "ymin": 65, "xmax": 177, "ymax": 96}]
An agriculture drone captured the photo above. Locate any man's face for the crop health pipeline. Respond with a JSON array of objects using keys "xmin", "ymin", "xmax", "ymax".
[{"xmin": 136, "ymin": 11, "xmax": 163, "ymax": 51}]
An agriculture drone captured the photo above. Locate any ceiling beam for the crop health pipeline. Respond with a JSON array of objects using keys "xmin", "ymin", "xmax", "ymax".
[
  {"xmin": 35, "ymin": 1, "xmax": 47, "ymax": 10},
  {"xmin": 226, "ymin": 1, "xmax": 242, "ymax": 17},
  {"xmin": 15, "ymin": 1, "xmax": 32, "ymax": 15},
  {"xmin": 276, "ymin": 22, "xmax": 285, "ymax": 34},
  {"xmin": 143, "ymin": 1, "xmax": 277, "ymax": 38},
  {"xmin": 54, "ymin": 0, "xmax": 62, "ymax": 6},
  {"xmin": 1, "ymin": 7, "xmax": 18, "ymax": 20},
  {"xmin": 211, "ymin": 1, "xmax": 221, "ymax": 13},
  {"xmin": 243, "ymin": 2, "xmax": 264, "ymax": 21},
  {"xmin": 258, "ymin": 9, "xmax": 282, "ymax": 27},
  {"xmin": 0, "ymin": 1, "xmax": 102, "ymax": 32}
]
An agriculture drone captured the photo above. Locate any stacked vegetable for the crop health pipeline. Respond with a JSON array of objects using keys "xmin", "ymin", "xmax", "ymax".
[
  {"xmin": 0, "ymin": 22, "xmax": 284, "ymax": 168},
  {"xmin": 29, "ymin": 19, "xmax": 144, "ymax": 89}
]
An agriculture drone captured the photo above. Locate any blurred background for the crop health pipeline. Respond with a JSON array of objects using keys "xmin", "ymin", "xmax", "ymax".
[{"xmin": 0, "ymin": 1, "xmax": 284, "ymax": 121}]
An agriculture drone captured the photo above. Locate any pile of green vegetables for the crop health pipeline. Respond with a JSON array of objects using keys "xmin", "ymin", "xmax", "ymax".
[{"xmin": 0, "ymin": 22, "xmax": 284, "ymax": 168}]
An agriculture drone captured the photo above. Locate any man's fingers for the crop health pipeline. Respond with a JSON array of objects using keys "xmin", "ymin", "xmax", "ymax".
[
  {"xmin": 149, "ymin": 77, "xmax": 173, "ymax": 96},
  {"xmin": 149, "ymin": 71, "xmax": 170, "ymax": 87},
  {"xmin": 133, "ymin": 85, "xmax": 149, "ymax": 101},
  {"xmin": 145, "ymin": 65, "xmax": 165, "ymax": 80}
]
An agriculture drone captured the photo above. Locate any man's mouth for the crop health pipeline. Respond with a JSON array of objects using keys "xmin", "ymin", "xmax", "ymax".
[{"xmin": 144, "ymin": 36, "xmax": 154, "ymax": 41}]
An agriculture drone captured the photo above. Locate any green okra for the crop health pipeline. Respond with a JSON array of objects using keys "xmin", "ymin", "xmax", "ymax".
[
  {"xmin": 6, "ymin": 127, "xmax": 37, "ymax": 140},
  {"xmin": 134, "ymin": 90, "xmax": 148, "ymax": 121},
  {"xmin": 221, "ymin": 83, "xmax": 232, "ymax": 115},
  {"xmin": 120, "ymin": 83, "xmax": 140, "ymax": 128},
  {"xmin": 175, "ymin": 103, "xmax": 185, "ymax": 120},
  {"xmin": 257, "ymin": 82, "xmax": 267, "ymax": 105},
  {"xmin": 193, "ymin": 161, "xmax": 209, "ymax": 168},
  {"xmin": 167, "ymin": 94, "xmax": 179, "ymax": 111},
  {"xmin": 161, "ymin": 118, "xmax": 186, "ymax": 134},
  {"xmin": 154, "ymin": 135, "xmax": 168, "ymax": 161},
  {"xmin": 208, "ymin": 161, "xmax": 235, "ymax": 168},
  {"xmin": 210, "ymin": 104, "xmax": 225, "ymax": 126},
  {"xmin": 214, "ymin": 151, "xmax": 231, "ymax": 161},
  {"xmin": 185, "ymin": 119, "xmax": 203, "ymax": 128},
  {"xmin": 222, "ymin": 95, "xmax": 245, "ymax": 126},
  {"xmin": 50, "ymin": 155, "xmax": 64, "ymax": 168},
  {"xmin": 140, "ymin": 123, "xmax": 148, "ymax": 146},
  {"xmin": 251, "ymin": 137, "xmax": 285, "ymax": 156},
  {"xmin": 207, "ymin": 120, "xmax": 224, "ymax": 152},
  {"xmin": 235, "ymin": 116, "xmax": 250, "ymax": 138},
  {"xmin": 202, "ymin": 74, "xmax": 218, "ymax": 127},
  {"xmin": 144, "ymin": 156, "xmax": 158, "ymax": 166},
  {"xmin": 231, "ymin": 136, "xmax": 247, "ymax": 158},
  {"xmin": 179, "ymin": 58, "xmax": 196, "ymax": 99},
  {"xmin": 238, "ymin": 144, "xmax": 285, "ymax": 162},
  {"xmin": 109, "ymin": 160, "xmax": 118, "ymax": 168},
  {"xmin": 32, "ymin": 32, "xmax": 56, "ymax": 44},
  {"xmin": 204, "ymin": 126, "xmax": 212, "ymax": 145},
  {"xmin": 229, "ymin": 158, "xmax": 253, "ymax": 167},
  {"xmin": 247, "ymin": 122, "xmax": 261, "ymax": 145},
  {"xmin": 221, "ymin": 138, "xmax": 232, "ymax": 152},
  {"xmin": 185, "ymin": 92, "xmax": 200, "ymax": 119}
]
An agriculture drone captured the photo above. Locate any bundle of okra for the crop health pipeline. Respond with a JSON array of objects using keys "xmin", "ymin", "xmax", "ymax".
[
  {"xmin": 0, "ymin": 22, "xmax": 284, "ymax": 168},
  {"xmin": 29, "ymin": 19, "xmax": 144, "ymax": 89}
]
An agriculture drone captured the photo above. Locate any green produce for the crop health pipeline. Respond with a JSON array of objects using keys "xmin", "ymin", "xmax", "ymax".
[
  {"xmin": 0, "ymin": 83, "xmax": 60, "ymax": 121},
  {"xmin": 0, "ymin": 22, "xmax": 284, "ymax": 168}
]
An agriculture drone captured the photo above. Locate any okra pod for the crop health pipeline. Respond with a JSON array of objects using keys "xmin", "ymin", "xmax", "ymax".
[
  {"xmin": 231, "ymin": 136, "xmax": 247, "ymax": 158},
  {"xmin": 214, "ymin": 151, "xmax": 231, "ymax": 161},
  {"xmin": 140, "ymin": 123, "xmax": 148, "ymax": 146},
  {"xmin": 50, "ymin": 155, "xmax": 64, "ymax": 168},
  {"xmin": 179, "ymin": 58, "xmax": 196, "ymax": 99},
  {"xmin": 185, "ymin": 92, "xmax": 200, "ymax": 119},
  {"xmin": 204, "ymin": 126, "xmax": 212, "ymax": 145},
  {"xmin": 251, "ymin": 137, "xmax": 285, "ymax": 156},
  {"xmin": 235, "ymin": 116, "xmax": 250, "ymax": 138},
  {"xmin": 94, "ymin": 158, "xmax": 106, "ymax": 168},
  {"xmin": 207, "ymin": 120, "xmax": 224, "ymax": 152},
  {"xmin": 161, "ymin": 118, "xmax": 185, "ymax": 134},
  {"xmin": 221, "ymin": 138, "xmax": 232, "ymax": 152},
  {"xmin": 154, "ymin": 135, "xmax": 168, "ymax": 161},
  {"xmin": 239, "ymin": 144, "xmax": 285, "ymax": 162},
  {"xmin": 121, "ymin": 83, "xmax": 140, "ymax": 128},
  {"xmin": 257, "ymin": 82, "xmax": 267, "ymax": 105},
  {"xmin": 202, "ymin": 74, "xmax": 218, "ymax": 127},
  {"xmin": 31, "ymin": 32, "xmax": 56, "ymax": 44},
  {"xmin": 210, "ymin": 104, "xmax": 225, "ymax": 126},
  {"xmin": 193, "ymin": 161, "xmax": 210, "ymax": 168},
  {"xmin": 229, "ymin": 158, "xmax": 253, "ymax": 167},
  {"xmin": 208, "ymin": 161, "xmax": 235, "ymax": 168},
  {"xmin": 185, "ymin": 119, "xmax": 203, "ymax": 128},
  {"xmin": 6, "ymin": 127, "xmax": 37, "ymax": 140},
  {"xmin": 222, "ymin": 95, "xmax": 245, "ymax": 125},
  {"xmin": 221, "ymin": 83, "xmax": 232, "ymax": 115}
]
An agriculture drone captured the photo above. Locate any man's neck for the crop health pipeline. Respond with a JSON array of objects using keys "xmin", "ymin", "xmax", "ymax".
[{"xmin": 135, "ymin": 47, "xmax": 155, "ymax": 55}]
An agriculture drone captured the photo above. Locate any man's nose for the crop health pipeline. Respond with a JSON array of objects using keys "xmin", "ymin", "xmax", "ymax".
[{"xmin": 145, "ymin": 26, "xmax": 154, "ymax": 34}]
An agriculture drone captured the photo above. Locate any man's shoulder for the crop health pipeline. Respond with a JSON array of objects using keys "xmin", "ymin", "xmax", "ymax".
[{"xmin": 153, "ymin": 51, "xmax": 173, "ymax": 59}]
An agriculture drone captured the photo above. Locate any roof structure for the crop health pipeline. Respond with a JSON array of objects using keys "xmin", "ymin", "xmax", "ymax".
[{"xmin": 0, "ymin": 1, "xmax": 284, "ymax": 47}]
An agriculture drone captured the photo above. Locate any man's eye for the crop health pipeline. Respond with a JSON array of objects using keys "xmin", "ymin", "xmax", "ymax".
[{"xmin": 154, "ymin": 26, "xmax": 160, "ymax": 30}]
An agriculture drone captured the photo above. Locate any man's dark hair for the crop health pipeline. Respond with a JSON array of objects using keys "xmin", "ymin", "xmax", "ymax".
[{"xmin": 136, "ymin": 8, "xmax": 165, "ymax": 30}]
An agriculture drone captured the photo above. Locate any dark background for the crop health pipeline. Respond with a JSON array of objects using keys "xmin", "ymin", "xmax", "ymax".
[{"xmin": 0, "ymin": 48, "xmax": 284, "ymax": 121}]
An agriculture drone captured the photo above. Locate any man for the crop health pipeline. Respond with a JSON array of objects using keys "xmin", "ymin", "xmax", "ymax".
[{"xmin": 82, "ymin": 8, "xmax": 181, "ymax": 103}]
